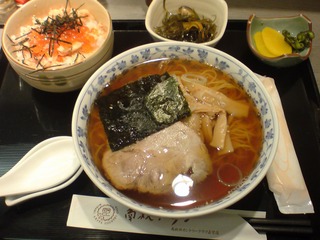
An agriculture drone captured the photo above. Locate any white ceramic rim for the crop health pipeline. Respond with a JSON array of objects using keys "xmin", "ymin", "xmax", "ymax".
[{"xmin": 72, "ymin": 41, "xmax": 279, "ymax": 218}]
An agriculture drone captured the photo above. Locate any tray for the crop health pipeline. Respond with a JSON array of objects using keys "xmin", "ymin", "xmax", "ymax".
[{"xmin": 0, "ymin": 20, "xmax": 320, "ymax": 240}]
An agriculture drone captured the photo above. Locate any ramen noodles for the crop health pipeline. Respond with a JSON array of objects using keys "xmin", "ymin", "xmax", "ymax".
[{"xmin": 87, "ymin": 58, "xmax": 263, "ymax": 209}]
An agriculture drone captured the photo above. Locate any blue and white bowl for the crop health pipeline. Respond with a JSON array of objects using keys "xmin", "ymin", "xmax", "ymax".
[{"xmin": 72, "ymin": 42, "xmax": 279, "ymax": 218}]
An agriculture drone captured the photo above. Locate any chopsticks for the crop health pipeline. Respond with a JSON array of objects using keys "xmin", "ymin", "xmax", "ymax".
[{"xmin": 245, "ymin": 218, "xmax": 314, "ymax": 235}]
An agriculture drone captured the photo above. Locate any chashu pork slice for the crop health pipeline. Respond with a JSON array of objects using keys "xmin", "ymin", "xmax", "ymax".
[{"xmin": 102, "ymin": 121, "xmax": 212, "ymax": 194}]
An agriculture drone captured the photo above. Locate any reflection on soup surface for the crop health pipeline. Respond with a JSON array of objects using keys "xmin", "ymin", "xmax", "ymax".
[{"xmin": 87, "ymin": 59, "xmax": 263, "ymax": 209}]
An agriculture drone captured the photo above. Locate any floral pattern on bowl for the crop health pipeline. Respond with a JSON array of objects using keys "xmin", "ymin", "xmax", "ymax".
[
  {"xmin": 247, "ymin": 14, "xmax": 313, "ymax": 68},
  {"xmin": 72, "ymin": 42, "xmax": 279, "ymax": 218}
]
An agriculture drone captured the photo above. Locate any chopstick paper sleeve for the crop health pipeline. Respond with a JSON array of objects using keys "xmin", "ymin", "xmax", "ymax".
[{"xmin": 259, "ymin": 74, "xmax": 314, "ymax": 214}]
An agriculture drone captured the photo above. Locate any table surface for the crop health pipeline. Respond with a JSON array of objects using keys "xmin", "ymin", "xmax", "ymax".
[{"xmin": 0, "ymin": 20, "xmax": 320, "ymax": 240}]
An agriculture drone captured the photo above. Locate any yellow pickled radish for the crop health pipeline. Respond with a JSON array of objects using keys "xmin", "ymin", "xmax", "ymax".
[
  {"xmin": 253, "ymin": 32, "xmax": 277, "ymax": 57},
  {"xmin": 261, "ymin": 27, "xmax": 292, "ymax": 56}
]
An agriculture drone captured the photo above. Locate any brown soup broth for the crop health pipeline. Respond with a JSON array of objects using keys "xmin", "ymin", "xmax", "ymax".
[{"xmin": 87, "ymin": 59, "xmax": 263, "ymax": 209}]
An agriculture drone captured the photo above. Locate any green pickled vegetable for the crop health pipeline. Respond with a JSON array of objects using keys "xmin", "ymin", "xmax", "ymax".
[
  {"xmin": 282, "ymin": 30, "xmax": 315, "ymax": 52},
  {"xmin": 155, "ymin": 1, "xmax": 217, "ymax": 43}
]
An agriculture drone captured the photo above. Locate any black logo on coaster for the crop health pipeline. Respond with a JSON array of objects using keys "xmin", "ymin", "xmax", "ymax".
[{"xmin": 93, "ymin": 203, "xmax": 118, "ymax": 224}]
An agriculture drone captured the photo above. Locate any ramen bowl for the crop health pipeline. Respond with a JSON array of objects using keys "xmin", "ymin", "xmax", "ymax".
[
  {"xmin": 145, "ymin": 0, "xmax": 228, "ymax": 47},
  {"xmin": 1, "ymin": 0, "xmax": 113, "ymax": 93},
  {"xmin": 72, "ymin": 42, "xmax": 279, "ymax": 218},
  {"xmin": 247, "ymin": 14, "xmax": 313, "ymax": 67}
]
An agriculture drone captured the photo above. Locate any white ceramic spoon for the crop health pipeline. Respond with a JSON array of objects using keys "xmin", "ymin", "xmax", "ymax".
[
  {"xmin": 0, "ymin": 136, "xmax": 80, "ymax": 197},
  {"xmin": 5, "ymin": 137, "xmax": 83, "ymax": 204},
  {"xmin": 5, "ymin": 166, "xmax": 83, "ymax": 206},
  {"xmin": 3, "ymin": 136, "xmax": 82, "ymax": 206}
]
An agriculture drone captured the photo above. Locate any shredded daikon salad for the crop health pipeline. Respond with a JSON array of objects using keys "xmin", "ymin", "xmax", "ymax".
[{"xmin": 8, "ymin": 5, "xmax": 108, "ymax": 71}]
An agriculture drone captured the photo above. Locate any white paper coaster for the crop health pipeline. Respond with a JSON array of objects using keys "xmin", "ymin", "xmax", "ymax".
[{"xmin": 67, "ymin": 194, "xmax": 266, "ymax": 240}]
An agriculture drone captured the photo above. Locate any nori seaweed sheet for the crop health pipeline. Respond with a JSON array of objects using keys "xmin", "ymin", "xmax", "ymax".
[{"xmin": 96, "ymin": 73, "xmax": 191, "ymax": 151}]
